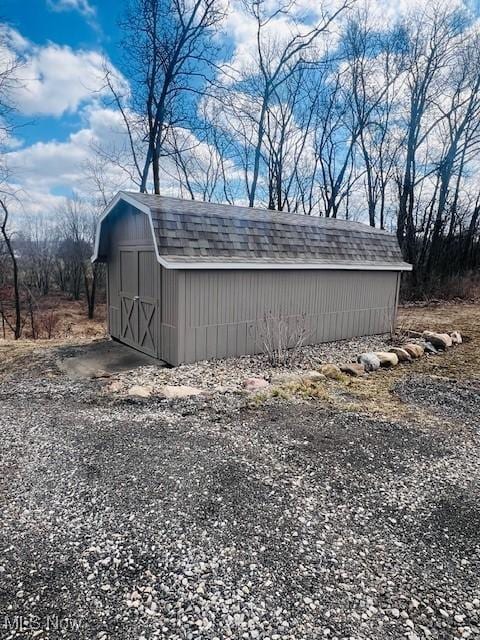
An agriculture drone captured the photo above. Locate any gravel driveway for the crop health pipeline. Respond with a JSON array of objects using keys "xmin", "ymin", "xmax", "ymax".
[{"xmin": 1, "ymin": 361, "xmax": 479, "ymax": 639}]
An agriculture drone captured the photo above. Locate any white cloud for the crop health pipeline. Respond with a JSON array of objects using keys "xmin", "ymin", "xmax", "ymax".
[
  {"xmin": 219, "ymin": 0, "xmax": 346, "ymax": 83},
  {"xmin": 3, "ymin": 27, "xmax": 125, "ymax": 117},
  {"xmin": 15, "ymin": 44, "xmax": 117, "ymax": 117},
  {"xmin": 6, "ymin": 186, "xmax": 67, "ymax": 219},
  {"xmin": 7, "ymin": 107, "xmax": 133, "ymax": 199},
  {"xmin": 4, "ymin": 105, "xmax": 138, "ymax": 221},
  {"xmin": 46, "ymin": 0, "xmax": 96, "ymax": 18}
]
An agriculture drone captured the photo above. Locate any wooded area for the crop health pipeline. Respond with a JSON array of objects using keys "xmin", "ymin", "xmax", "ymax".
[{"xmin": 1, "ymin": 0, "xmax": 480, "ymax": 338}]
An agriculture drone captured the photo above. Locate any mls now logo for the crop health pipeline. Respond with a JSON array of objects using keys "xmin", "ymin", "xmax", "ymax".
[{"xmin": 3, "ymin": 614, "xmax": 81, "ymax": 632}]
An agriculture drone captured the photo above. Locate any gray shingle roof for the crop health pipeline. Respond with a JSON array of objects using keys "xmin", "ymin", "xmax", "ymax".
[{"xmin": 111, "ymin": 192, "xmax": 411, "ymax": 269}]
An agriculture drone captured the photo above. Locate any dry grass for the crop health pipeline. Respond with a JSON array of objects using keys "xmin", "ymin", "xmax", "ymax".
[
  {"xmin": 0, "ymin": 294, "xmax": 106, "ymax": 377},
  {"xmin": 1, "ymin": 293, "xmax": 106, "ymax": 341},
  {"xmin": 253, "ymin": 302, "xmax": 480, "ymax": 422},
  {"xmin": 326, "ymin": 302, "xmax": 480, "ymax": 424},
  {"xmin": 397, "ymin": 302, "xmax": 480, "ymax": 378},
  {"xmin": 0, "ymin": 336, "xmax": 99, "ymax": 378},
  {"xmin": 259, "ymin": 303, "xmax": 477, "ymax": 415},
  {"xmin": 1, "ymin": 297, "xmax": 478, "ymax": 428}
]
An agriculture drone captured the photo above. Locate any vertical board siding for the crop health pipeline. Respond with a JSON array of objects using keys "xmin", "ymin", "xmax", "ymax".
[
  {"xmin": 159, "ymin": 267, "xmax": 178, "ymax": 364},
  {"xmin": 105, "ymin": 205, "xmax": 181, "ymax": 364},
  {"xmin": 180, "ymin": 269, "xmax": 399, "ymax": 364},
  {"xmin": 104, "ymin": 204, "xmax": 400, "ymax": 366}
]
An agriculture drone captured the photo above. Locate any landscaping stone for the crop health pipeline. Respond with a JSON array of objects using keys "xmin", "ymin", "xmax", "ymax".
[
  {"xmin": 451, "ymin": 331, "xmax": 463, "ymax": 344},
  {"xmin": 405, "ymin": 330, "xmax": 423, "ymax": 338},
  {"xmin": 159, "ymin": 384, "xmax": 204, "ymax": 398},
  {"xmin": 91, "ymin": 369, "xmax": 112, "ymax": 379},
  {"xmin": 107, "ymin": 380, "xmax": 123, "ymax": 393},
  {"xmin": 319, "ymin": 363, "xmax": 343, "ymax": 380},
  {"xmin": 127, "ymin": 385, "xmax": 153, "ymax": 398},
  {"xmin": 357, "ymin": 352, "xmax": 381, "ymax": 372},
  {"xmin": 340, "ymin": 363, "xmax": 366, "ymax": 376},
  {"xmin": 375, "ymin": 352, "xmax": 399, "ymax": 367},
  {"xmin": 302, "ymin": 370, "xmax": 326, "ymax": 383},
  {"xmin": 403, "ymin": 343, "xmax": 424, "ymax": 358},
  {"xmin": 243, "ymin": 377, "xmax": 269, "ymax": 392},
  {"xmin": 388, "ymin": 347, "xmax": 412, "ymax": 363},
  {"xmin": 422, "ymin": 331, "xmax": 452, "ymax": 349},
  {"xmin": 269, "ymin": 372, "xmax": 303, "ymax": 386},
  {"xmin": 423, "ymin": 341, "xmax": 438, "ymax": 355}
]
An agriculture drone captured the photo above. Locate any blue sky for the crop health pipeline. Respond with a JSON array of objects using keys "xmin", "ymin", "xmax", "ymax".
[
  {"xmin": 4, "ymin": 0, "xmax": 123, "ymax": 147},
  {"xmin": 3, "ymin": 0, "xmax": 480, "ymax": 217}
]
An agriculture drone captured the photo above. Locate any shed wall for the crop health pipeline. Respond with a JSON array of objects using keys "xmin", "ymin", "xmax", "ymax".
[
  {"xmin": 177, "ymin": 269, "xmax": 399, "ymax": 364},
  {"xmin": 105, "ymin": 205, "xmax": 180, "ymax": 363},
  {"xmin": 102, "ymin": 203, "xmax": 401, "ymax": 366}
]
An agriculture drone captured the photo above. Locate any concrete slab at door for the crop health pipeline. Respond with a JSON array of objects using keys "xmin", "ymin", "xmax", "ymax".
[{"xmin": 56, "ymin": 339, "xmax": 164, "ymax": 379}]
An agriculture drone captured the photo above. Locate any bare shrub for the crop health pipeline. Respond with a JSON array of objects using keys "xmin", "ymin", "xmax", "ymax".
[
  {"xmin": 40, "ymin": 311, "xmax": 60, "ymax": 339},
  {"xmin": 253, "ymin": 312, "xmax": 310, "ymax": 367}
]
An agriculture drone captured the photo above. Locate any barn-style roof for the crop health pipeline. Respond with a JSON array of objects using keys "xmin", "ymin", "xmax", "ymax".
[{"xmin": 93, "ymin": 191, "xmax": 411, "ymax": 271}]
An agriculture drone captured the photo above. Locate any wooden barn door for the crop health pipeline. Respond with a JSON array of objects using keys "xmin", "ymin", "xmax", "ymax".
[{"xmin": 119, "ymin": 249, "xmax": 158, "ymax": 357}]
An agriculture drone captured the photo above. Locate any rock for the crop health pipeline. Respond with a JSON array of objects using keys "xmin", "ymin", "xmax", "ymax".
[
  {"xmin": 403, "ymin": 343, "xmax": 424, "ymax": 358},
  {"xmin": 107, "ymin": 380, "xmax": 123, "ymax": 393},
  {"xmin": 422, "ymin": 331, "xmax": 452, "ymax": 349},
  {"xmin": 91, "ymin": 369, "xmax": 111, "ymax": 379},
  {"xmin": 374, "ymin": 352, "xmax": 399, "ymax": 367},
  {"xmin": 302, "ymin": 370, "xmax": 326, "ymax": 383},
  {"xmin": 440, "ymin": 333, "xmax": 453, "ymax": 346},
  {"xmin": 127, "ymin": 385, "xmax": 153, "ymax": 398},
  {"xmin": 423, "ymin": 341, "xmax": 438, "ymax": 355},
  {"xmin": 243, "ymin": 377, "xmax": 269, "ymax": 392},
  {"xmin": 451, "ymin": 331, "xmax": 463, "ymax": 344},
  {"xmin": 405, "ymin": 330, "xmax": 423, "ymax": 338},
  {"xmin": 340, "ymin": 363, "xmax": 366, "ymax": 377},
  {"xmin": 270, "ymin": 372, "xmax": 303, "ymax": 386},
  {"xmin": 159, "ymin": 385, "xmax": 204, "ymax": 398},
  {"xmin": 357, "ymin": 352, "xmax": 381, "ymax": 372},
  {"xmin": 388, "ymin": 347, "xmax": 412, "ymax": 363},
  {"xmin": 319, "ymin": 364, "xmax": 343, "ymax": 380}
]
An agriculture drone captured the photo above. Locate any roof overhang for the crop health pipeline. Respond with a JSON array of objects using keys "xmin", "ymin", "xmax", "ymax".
[{"xmin": 92, "ymin": 192, "xmax": 413, "ymax": 272}]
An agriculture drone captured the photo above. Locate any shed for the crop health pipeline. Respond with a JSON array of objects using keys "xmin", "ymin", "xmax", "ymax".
[{"xmin": 92, "ymin": 192, "xmax": 411, "ymax": 365}]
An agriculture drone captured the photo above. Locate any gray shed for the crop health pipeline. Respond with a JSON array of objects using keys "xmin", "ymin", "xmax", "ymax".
[{"xmin": 92, "ymin": 192, "xmax": 411, "ymax": 365}]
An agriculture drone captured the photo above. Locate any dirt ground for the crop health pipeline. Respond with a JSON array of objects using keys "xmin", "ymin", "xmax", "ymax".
[
  {"xmin": 0, "ymin": 302, "xmax": 479, "ymax": 639},
  {"xmin": 0, "ymin": 295, "xmax": 106, "ymax": 376}
]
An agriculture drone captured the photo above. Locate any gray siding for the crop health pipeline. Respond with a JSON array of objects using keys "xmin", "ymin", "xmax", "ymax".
[
  {"xmin": 105, "ymin": 206, "xmax": 179, "ymax": 363},
  {"xmin": 103, "ymin": 203, "xmax": 401, "ymax": 366},
  {"xmin": 177, "ymin": 269, "xmax": 398, "ymax": 364}
]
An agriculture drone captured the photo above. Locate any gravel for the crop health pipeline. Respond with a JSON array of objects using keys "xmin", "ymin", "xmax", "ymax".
[
  {"xmin": 1, "ymin": 360, "xmax": 480, "ymax": 639},
  {"xmin": 394, "ymin": 375, "xmax": 480, "ymax": 430},
  {"xmin": 105, "ymin": 335, "xmax": 393, "ymax": 394}
]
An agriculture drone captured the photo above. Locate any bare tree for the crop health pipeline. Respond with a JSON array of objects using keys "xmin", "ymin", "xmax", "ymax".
[
  {"xmin": 105, "ymin": 0, "xmax": 226, "ymax": 195},
  {"xmin": 394, "ymin": 7, "xmax": 465, "ymax": 268},
  {"xmin": 0, "ymin": 196, "xmax": 21, "ymax": 338},
  {"xmin": 0, "ymin": 25, "xmax": 24, "ymax": 338},
  {"xmin": 219, "ymin": 0, "xmax": 353, "ymax": 208},
  {"xmin": 423, "ymin": 32, "xmax": 480, "ymax": 273},
  {"xmin": 57, "ymin": 198, "xmax": 101, "ymax": 319},
  {"xmin": 342, "ymin": 12, "xmax": 404, "ymax": 228}
]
